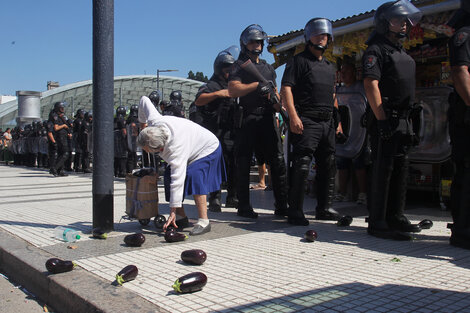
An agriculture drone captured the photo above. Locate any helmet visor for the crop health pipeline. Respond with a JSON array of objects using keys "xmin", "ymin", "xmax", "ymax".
[
  {"xmin": 384, "ymin": 0, "xmax": 423, "ymax": 27},
  {"xmin": 241, "ymin": 24, "xmax": 267, "ymax": 45},
  {"xmin": 221, "ymin": 45, "xmax": 240, "ymax": 61},
  {"xmin": 305, "ymin": 18, "xmax": 334, "ymax": 41}
]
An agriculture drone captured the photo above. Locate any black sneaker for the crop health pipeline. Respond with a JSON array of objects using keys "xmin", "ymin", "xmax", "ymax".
[
  {"xmin": 58, "ymin": 171, "xmax": 68, "ymax": 177},
  {"xmin": 367, "ymin": 226, "xmax": 412, "ymax": 241},
  {"xmin": 387, "ymin": 216, "xmax": 421, "ymax": 233},
  {"xmin": 208, "ymin": 204, "xmax": 221, "ymax": 213}
]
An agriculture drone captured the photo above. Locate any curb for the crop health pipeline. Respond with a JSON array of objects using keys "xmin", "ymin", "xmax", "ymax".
[{"xmin": 0, "ymin": 229, "xmax": 167, "ymax": 313}]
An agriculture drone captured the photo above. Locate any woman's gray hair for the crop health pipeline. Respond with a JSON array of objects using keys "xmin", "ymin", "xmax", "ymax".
[{"xmin": 137, "ymin": 124, "xmax": 169, "ymax": 152}]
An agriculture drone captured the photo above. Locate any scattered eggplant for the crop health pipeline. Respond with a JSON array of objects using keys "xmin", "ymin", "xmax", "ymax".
[
  {"xmin": 337, "ymin": 215, "xmax": 353, "ymax": 227},
  {"xmin": 124, "ymin": 233, "xmax": 146, "ymax": 247},
  {"xmin": 172, "ymin": 272, "xmax": 207, "ymax": 293},
  {"xmin": 115, "ymin": 265, "xmax": 138, "ymax": 285},
  {"xmin": 45, "ymin": 258, "xmax": 76, "ymax": 274},
  {"xmin": 181, "ymin": 249, "xmax": 207, "ymax": 265},
  {"xmin": 418, "ymin": 219, "xmax": 433, "ymax": 230},
  {"xmin": 165, "ymin": 230, "xmax": 188, "ymax": 243},
  {"xmin": 154, "ymin": 215, "xmax": 167, "ymax": 230},
  {"xmin": 304, "ymin": 230, "xmax": 318, "ymax": 242},
  {"xmin": 92, "ymin": 227, "xmax": 107, "ymax": 239}
]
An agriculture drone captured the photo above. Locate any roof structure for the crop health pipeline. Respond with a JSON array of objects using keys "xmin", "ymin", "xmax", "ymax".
[
  {"xmin": 267, "ymin": 0, "xmax": 460, "ymax": 68},
  {"xmin": 0, "ymin": 75, "xmax": 203, "ymax": 128}
]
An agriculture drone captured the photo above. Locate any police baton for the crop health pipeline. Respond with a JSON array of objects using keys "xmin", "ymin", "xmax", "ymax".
[{"xmin": 240, "ymin": 59, "xmax": 289, "ymax": 125}]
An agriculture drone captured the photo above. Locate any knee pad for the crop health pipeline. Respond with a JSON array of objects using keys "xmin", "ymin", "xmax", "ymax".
[{"xmin": 294, "ymin": 155, "xmax": 312, "ymax": 175}]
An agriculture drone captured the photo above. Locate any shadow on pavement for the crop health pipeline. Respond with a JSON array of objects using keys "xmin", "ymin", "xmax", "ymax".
[{"xmin": 217, "ymin": 282, "xmax": 470, "ymax": 312}]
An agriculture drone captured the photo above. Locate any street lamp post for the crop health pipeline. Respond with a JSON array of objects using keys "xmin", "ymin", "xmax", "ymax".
[{"xmin": 156, "ymin": 69, "xmax": 178, "ymax": 99}]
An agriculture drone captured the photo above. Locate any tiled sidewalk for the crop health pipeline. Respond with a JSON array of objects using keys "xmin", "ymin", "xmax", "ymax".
[{"xmin": 1, "ymin": 164, "xmax": 470, "ymax": 313}]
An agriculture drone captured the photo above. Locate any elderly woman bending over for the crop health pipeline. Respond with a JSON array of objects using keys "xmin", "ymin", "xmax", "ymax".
[{"xmin": 137, "ymin": 118, "xmax": 225, "ymax": 235}]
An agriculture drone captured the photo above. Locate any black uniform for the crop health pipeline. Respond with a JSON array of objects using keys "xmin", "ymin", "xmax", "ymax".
[
  {"xmin": 229, "ymin": 53, "xmax": 288, "ymax": 217},
  {"xmin": 73, "ymin": 116, "xmax": 84, "ymax": 172},
  {"xmin": 448, "ymin": 25, "xmax": 470, "ymax": 248},
  {"xmin": 80, "ymin": 115, "xmax": 92, "ymax": 172},
  {"xmin": 195, "ymin": 75, "xmax": 238, "ymax": 210},
  {"xmin": 51, "ymin": 112, "xmax": 71, "ymax": 175},
  {"xmin": 126, "ymin": 114, "xmax": 140, "ymax": 172},
  {"xmin": 46, "ymin": 118, "xmax": 57, "ymax": 174},
  {"xmin": 162, "ymin": 101, "xmax": 185, "ymax": 118},
  {"xmin": 114, "ymin": 115, "xmax": 127, "ymax": 177},
  {"xmin": 363, "ymin": 35, "xmax": 420, "ymax": 235},
  {"xmin": 282, "ymin": 47, "xmax": 338, "ymax": 224}
]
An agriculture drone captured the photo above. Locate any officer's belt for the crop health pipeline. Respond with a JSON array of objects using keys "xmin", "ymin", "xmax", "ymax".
[
  {"xmin": 384, "ymin": 108, "xmax": 409, "ymax": 119},
  {"xmin": 245, "ymin": 106, "xmax": 273, "ymax": 116},
  {"xmin": 299, "ymin": 110, "xmax": 333, "ymax": 121}
]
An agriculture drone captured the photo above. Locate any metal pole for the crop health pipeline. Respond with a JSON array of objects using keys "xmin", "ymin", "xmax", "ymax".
[
  {"xmin": 92, "ymin": 0, "xmax": 114, "ymax": 231},
  {"xmin": 157, "ymin": 70, "xmax": 160, "ymax": 93}
]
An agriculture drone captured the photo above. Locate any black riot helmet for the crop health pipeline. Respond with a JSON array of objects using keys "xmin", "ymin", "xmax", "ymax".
[
  {"xmin": 240, "ymin": 24, "xmax": 267, "ymax": 55},
  {"xmin": 170, "ymin": 90, "xmax": 182, "ymax": 102},
  {"xmin": 214, "ymin": 46, "xmax": 239, "ymax": 76},
  {"xmin": 304, "ymin": 18, "xmax": 334, "ymax": 51},
  {"xmin": 75, "ymin": 109, "xmax": 85, "ymax": 119},
  {"xmin": 116, "ymin": 105, "xmax": 126, "ymax": 117},
  {"xmin": 130, "ymin": 104, "xmax": 139, "ymax": 114},
  {"xmin": 374, "ymin": 0, "xmax": 422, "ymax": 38},
  {"xmin": 447, "ymin": 0, "xmax": 470, "ymax": 28},
  {"xmin": 84, "ymin": 111, "xmax": 93, "ymax": 122},
  {"xmin": 53, "ymin": 101, "xmax": 65, "ymax": 113},
  {"xmin": 148, "ymin": 91, "xmax": 160, "ymax": 107}
]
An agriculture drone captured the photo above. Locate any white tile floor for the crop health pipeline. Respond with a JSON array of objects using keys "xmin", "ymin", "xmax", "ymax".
[{"xmin": 1, "ymin": 165, "xmax": 470, "ymax": 313}]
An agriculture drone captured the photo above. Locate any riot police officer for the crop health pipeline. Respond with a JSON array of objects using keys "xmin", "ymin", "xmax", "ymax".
[
  {"xmin": 73, "ymin": 109, "xmax": 85, "ymax": 172},
  {"xmin": 126, "ymin": 104, "xmax": 140, "ymax": 172},
  {"xmin": 51, "ymin": 102, "xmax": 71, "ymax": 176},
  {"xmin": 447, "ymin": 0, "xmax": 470, "ymax": 249},
  {"xmin": 37, "ymin": 121, "xmax": 49, "ymax": 168},
  {"xmin": 362, "ymin": 0, "xmax": 423, "ymax": 239},
  {"xmin": 114, "ymin": 105, "xmax": 128, "ymax": 178},
  {"xmin": 281, "ymin": 18, "xmax": 343, "ymax": 226},
  {"xmin": 228, "ymin": 24, "xmax": 288, "ymax": 218},
  {"xmin": 80, "ymin": 111, "xmax": 93, "ymax": 173},
  {"xmin": 162, "ymin": 91, "xmax": 185, "ymax": 117},
  {"xmin": 195, "ymin": 46, "xmax": 239, "ymax": 211},
  {"xmin": 46, "ymin": 112, "xmax": 57, "ymax": 175}
]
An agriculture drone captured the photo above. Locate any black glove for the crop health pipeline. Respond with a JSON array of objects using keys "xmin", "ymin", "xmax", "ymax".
[
  {"xmin": 256, "ymin": 81, "xmax": 271, "ymax": 96},
  {"xmin": 336, "ymin": 132, "xmax": 348, "ymax": 144},
  {"xmin": 377, "ymin": 119, "xmax": 392, "ymax": 140}
]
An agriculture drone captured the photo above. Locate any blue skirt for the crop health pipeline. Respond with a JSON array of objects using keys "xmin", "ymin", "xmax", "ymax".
[{"xmin": 164, "ymin": 145, "xmax": 226, "ymax": 201}]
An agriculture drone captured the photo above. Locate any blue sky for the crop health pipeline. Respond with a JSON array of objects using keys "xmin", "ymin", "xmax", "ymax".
[{"xmin": 1, "ymin": 0, "xmax": 385, "ymax": 96}]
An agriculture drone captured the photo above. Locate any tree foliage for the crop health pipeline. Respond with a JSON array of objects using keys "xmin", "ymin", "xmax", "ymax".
[{"xmin": 188, "ymin": 71, "xmax": 209, "ymax": 83}]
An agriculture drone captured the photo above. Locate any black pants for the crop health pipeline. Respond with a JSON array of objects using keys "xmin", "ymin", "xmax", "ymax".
[
  {"xmin": 368, "ymin": 123, "xmax": 410, "ymax": 227},
  {"xmin": 449, "ymin": 116, "xmax": 470, "ymax": 236},
  {"xmin": 288, "ymin": 117, "xmax": 336, "ymax": 218},
  {"xmin": 55, "ymin": 138, "xmax": 70, "ymax": 173},
  {"xmin": 234, "ymin": 113, "xmax": 287, "ymax": 211}
]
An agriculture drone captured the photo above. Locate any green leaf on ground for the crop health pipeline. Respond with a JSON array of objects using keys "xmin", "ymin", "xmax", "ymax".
[{"xmin": 391, "ymin": 257, "xmax": 401, "ymax": 262}]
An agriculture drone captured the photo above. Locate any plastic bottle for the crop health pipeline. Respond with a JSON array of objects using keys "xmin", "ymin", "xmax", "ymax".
[{"xmin": 53, "ymin": 226, "xmax": 81, "ymax": 242}]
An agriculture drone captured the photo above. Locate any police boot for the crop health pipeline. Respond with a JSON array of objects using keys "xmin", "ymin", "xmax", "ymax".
[
  {"xmin": 450, "ymin": 163, "xmax": 470, "ymax": 250},
  {"xmin": 225, "ymin": 192, "xmax": 239, "ymax": 208},
  {"xmin": 386, "ymin": 155, "xmax": 421, "ymax": 233},
  {"xmin": 287, "ymin": 156, "xmax": 310, "ymax": 226},
  {"xmin": 367, "ymin": 155, "xmax": 411, "ymax": 240},
  {"xmin": 236, "ymin": 155, "xmax": 258, "ymax": 218},
  {"xmin": 118, "ymin": 158, "xmax": 127, "ymax": 178},
  {"xmin": 315, "ymin": 155, "xmax": 341, "ymax": 221},
  {"xmin": 270, "ymin": 153, "xmax": 289, "ymax": 217},
  {"xmin": 208, "ymin": 191, "xmax": 222, "ymax": 212}
]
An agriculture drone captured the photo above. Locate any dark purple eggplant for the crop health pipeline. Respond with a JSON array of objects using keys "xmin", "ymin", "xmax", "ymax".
[
  {"xmin": 154, "ymin": 215, "xmax": 167, "ymax": 230},
  {"xmin": 92, "ymin": 227, "xmax": 107, "ymax": 239},
  {"xmin": 115, "ymin": 265, "xmax": 138, "ymax": 285},
  {"xmin": 164, "ymin": 230, "xmax": 188, "ymax": 243},
  {"xmin": 172, "ymin": 272, "xmax": 207, "ymax": 293},
  {"xmin": 304, "ymin": 229, "xmax": 318, "ymax": 242},
  {"xmin": 418, "ymin": 219, "xmax": 433, "ymax": 230},
  {"xmin": 45, "ymin": 258, "xmax": 76, "ymax": 274},
  {"xmin": 181, "ymin": 249, "xmax": 207, "ymax": 265},
  {"xmin": 124, "ymin": 233, "xmax": 146, "ymax": 247},
  {"xmin": 337, "ymin": 215, "xmax": 353, "ymax": 227}
]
